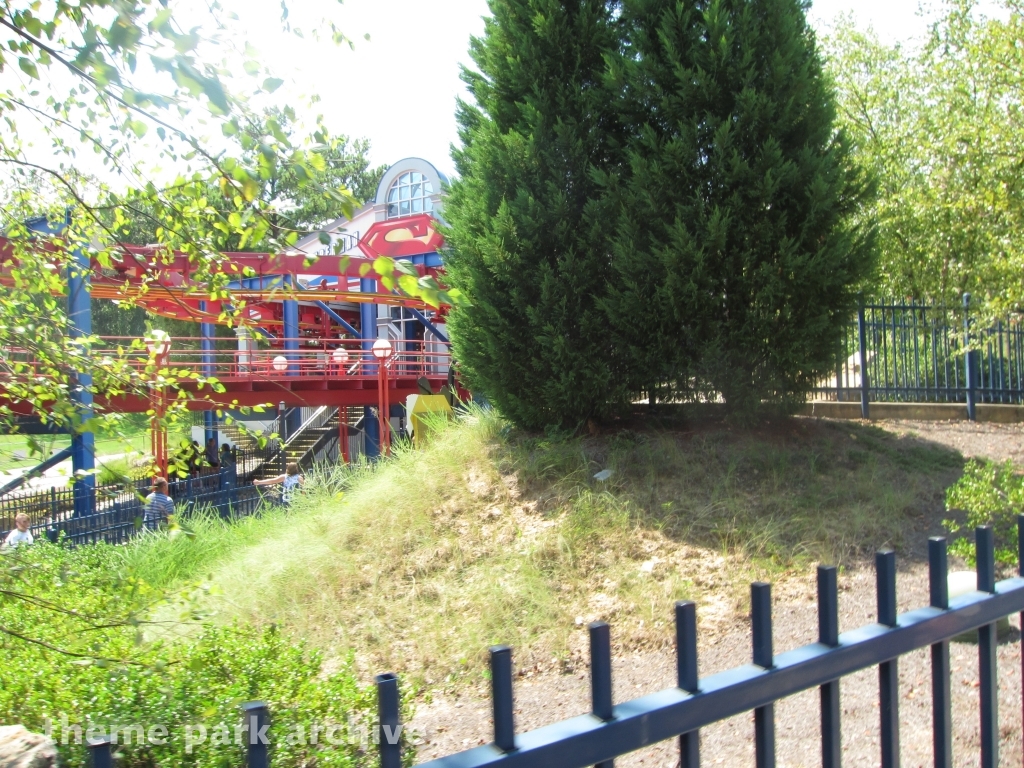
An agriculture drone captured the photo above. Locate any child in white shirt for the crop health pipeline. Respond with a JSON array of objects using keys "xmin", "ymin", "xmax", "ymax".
[{"xmin": 3, "ymin": 513, "xmax": 34, "ymax": 548}]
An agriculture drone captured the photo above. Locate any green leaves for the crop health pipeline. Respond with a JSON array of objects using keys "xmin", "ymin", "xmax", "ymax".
[
  {"xmin": 17, "ymin": 57, "xmax": 38, "ymax": 78},
  {"xmin": 825, "ymin": 2, "xmax": 1024, "ymax": 314},
  {"xmin": 945, "ymin": 458, "xmax": 1024, "ymax": 565}
]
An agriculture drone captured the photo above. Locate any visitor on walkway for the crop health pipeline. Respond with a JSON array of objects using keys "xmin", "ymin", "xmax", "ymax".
[
  {"xmin": 2, "ymin": 513, "xmax": 34, "ymax": 548},
  {"xmin": 205, "ymin": 437, "xmax": 220, "ymax": 469},
  {"xmin": 253, "ymin": 462, "xmax": 304, "ymax": 506},
  {"xmin": 144, "ymin": 477, "xmax": 175, "ymax": 529}
]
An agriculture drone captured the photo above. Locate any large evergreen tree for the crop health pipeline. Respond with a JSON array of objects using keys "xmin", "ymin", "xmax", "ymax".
[
  {"xmin": 443, "ymin": 0, "xmax": 624, "ymax": 430},
  {"xmin": 600, "ymin": 0, "xmax": 876, "ymax": 415}
]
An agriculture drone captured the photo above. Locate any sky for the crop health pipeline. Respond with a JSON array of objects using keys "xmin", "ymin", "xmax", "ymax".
[{"xmin": 212, "ymin": 0, "xmax": 1007, "ymax": 180}]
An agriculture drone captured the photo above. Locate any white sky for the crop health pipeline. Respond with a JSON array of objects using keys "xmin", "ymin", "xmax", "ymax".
[{"xmin": 212, "ymin": 0, "xmax": 1007, "ymax": 179}]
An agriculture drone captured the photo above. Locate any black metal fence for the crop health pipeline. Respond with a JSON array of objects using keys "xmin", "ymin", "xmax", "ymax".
[
  {"xmin": 0, "ymin": 443, "xmax": 282, "ymax": 546},
  {"xmin": 85, "ymin": 525, "xmax": 1023, "ymax": 768},
  {"xmin": 814, "ymin": 297, "xmax": 1024, "ymax": 415}
]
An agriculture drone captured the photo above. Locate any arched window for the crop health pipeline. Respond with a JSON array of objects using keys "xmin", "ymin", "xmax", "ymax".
[{"xmin": 386, "ymin": 171, "xmax": 434, "ymax": 219}]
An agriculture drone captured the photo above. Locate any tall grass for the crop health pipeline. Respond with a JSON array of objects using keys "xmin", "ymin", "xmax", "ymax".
[{"xmin": 128, "ymin": 409, "xmax": 961, "ymax": 683}]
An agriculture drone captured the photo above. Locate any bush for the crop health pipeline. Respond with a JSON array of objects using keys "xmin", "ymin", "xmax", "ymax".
[
  {"xmin": 944, "ymin": 459, "xmax": 1023, "ymax": 566},
  {"xmin": 0, "ymin": 541, "xmax": 389, "ymax": 768}
]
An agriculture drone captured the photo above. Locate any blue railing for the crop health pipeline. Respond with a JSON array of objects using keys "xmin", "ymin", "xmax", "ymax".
[
  {"xmin": 84, "ymin": 524, "xmax": 1022, "ymax": 768},
  {"xmin": 0, "ymin": 443, "xmax": 281, "ymax": 546},
  {"xmin": 814, "ymin": 296, "xmax": 1024, "ymax": 415}
]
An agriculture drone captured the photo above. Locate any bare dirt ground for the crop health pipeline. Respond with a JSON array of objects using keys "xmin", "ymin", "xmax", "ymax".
[{"xmin": 410, "ymin": 418, "xmax": 1024, "ymax": 767}]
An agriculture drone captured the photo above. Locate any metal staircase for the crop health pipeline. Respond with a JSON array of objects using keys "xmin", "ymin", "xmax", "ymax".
[{"xmin": 248, "ymin": 406, "xmax": 363, "ymax": 479}]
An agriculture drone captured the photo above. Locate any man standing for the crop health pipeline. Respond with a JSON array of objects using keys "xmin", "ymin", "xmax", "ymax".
[{"xmin": 144, "ymin": 477, "xmax": 175, "ymax": 530}]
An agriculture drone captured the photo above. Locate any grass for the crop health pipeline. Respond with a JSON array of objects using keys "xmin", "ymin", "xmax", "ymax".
[
  {"xmin": 125, "ymin": 409, "xmax": 962, "ymax": 686},
  {"xmin": 0, "ymin": 431, "xmax": 190, "ymax": 473}
]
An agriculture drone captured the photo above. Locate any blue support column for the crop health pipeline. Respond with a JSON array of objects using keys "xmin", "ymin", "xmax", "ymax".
[
  {"xmin": 283, "ymin": 277, "xmax": 301, "ymax": 437},
  {"xmin": 27, "ymin": 215, "xmax": 95, "ymax": 516},
  {"xmin": 200, "ymin": 301, "xmax": 217, "ymax": 446},
  {"xmin": 360, "ymin": 276, "xmax": 379, "ymax": 459},
  {"xmin": 61, "ymin": 214, "xmax": 95, "ymax": 518}
]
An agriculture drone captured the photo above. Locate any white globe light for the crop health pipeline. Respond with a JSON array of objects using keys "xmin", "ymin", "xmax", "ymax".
[
  {"xmin": 331, "ymin": 348, "xmax": 350, "ymax": 365},
  {"xmin": 145, "ymin": 330, "xmax": 171, "ymax": 357},
  {"xmin": 272, "ymin": 355, "xmax": 289, "ymax": 372},
  {"xmin": 372, "ymin": 338, "xmax": 393, "ymax": 360}
]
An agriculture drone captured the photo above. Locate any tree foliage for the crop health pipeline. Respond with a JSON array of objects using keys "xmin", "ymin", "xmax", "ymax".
[
  {"xmin": 599, "ymin": 0, "xmax": 875, "ymax": 416},
  {"xmin": 825, "ymin": 0, "xmax": 1024, "ymax": 313},
  {"xmin": 445, "ymin": 0, "xmax": 875, "ymax": 426},
  {"xmin": 443, "ymin": 0, "xmax": 624, "ymax": 430},
  {"xmin": 0, "ymin": 1, "xmax": 447, "ymax": 453}
]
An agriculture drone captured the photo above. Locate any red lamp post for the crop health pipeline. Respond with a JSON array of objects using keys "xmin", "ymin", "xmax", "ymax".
[
  {"xmin": 145, "ymin": 331, "xmax": 171, "ymax": 477},
  {"xmin": 372, "ymin": 338, "xmax": 394, "ymax": 456},
  {"xmin": 332, "ymin": 347, "xmax": 351, "ymax": 462}
]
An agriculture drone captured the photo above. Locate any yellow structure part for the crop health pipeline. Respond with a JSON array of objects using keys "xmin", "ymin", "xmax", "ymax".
[{"xmin": 409, "ymin": 395, "xmax": 454, "ymax": 447}]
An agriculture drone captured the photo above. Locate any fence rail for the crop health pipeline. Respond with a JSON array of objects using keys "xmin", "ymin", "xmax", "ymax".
[
  {"xmin": 85, "ymin": 524, "xmax": 1022, "ymax": 768},
  {"xmin": 0, "ymin": 443, "xmax": 281, "ymax": 545},
  {"xmin": 814, "ymin": 297, "xmax": 1024, "ymax": 415}
]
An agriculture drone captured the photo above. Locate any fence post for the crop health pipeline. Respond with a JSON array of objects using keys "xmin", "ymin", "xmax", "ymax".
[
  {"xmin": 751, "ymin": 583, "xmax": 775, "ymax": 768},
  {"xmin": 489, "ymin": 646, "xmax": 516, "ymax": 753},
  {"xmin": 964, "ymin": 293, "xmax": 977, "ymax": 420},
  {"xmin": 589, "ymin": 621, "xmax": 615, "ymax": 768},
  {"xmin": 858, "ymin": 298, "xmax": 870, "ymax": 419},
  {"xmin": 876, "ymin": 550, "xmax": 899, "ymax": 768},
  {"xmin": 675, "ymin": 601, "xmax": 699, "ymax": 768},
  {"xmin": 88, "ymin": 736, "xmax": 112, "ymax": 768},
  {"xmin": 817, "ymin": 566, "xmax": 840, "ymax": 768},
  {"xmin": 928, "ymin": 538, "xmax": 952, "ymax": 768},
  {"xmin": 240, "ymin": 701, "xmax": 269, "ymax": 768},
  {"xmin": 976, "ymin": 526, "xmax": 998, "ymax": 768},
  {"xmin": 376, "ymin": 672, "xmax": 403, "ymax": 768}
]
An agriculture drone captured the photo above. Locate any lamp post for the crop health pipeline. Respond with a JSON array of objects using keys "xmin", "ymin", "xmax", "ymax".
[
  {"xmin": 372, "ymin": 338, "xmax": 394, "ymax": 455},
  {"xmin": 145, "ymin": 331, "xmax": 172, "ymax": 477}
]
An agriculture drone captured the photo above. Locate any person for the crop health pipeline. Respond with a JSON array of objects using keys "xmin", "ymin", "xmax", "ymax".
[
  {"xmin": 3, "ymin": 513, "xmax": 34, "ymax": 548},
  {"xmin": 253, "ymin": 462, "xmax": 304, "ymax": 506},
  {"xmin": 205, "ymin": 437, "xmax": 220, "ymax": 469},
  {"xmin": 189, "ymin": 440, "xmax": 202, "ymax": 475},
  {"xmin": 144, "ymin": 477, "xmax": 175, "ymax": 529},
  {"xmin": 219, "ymin": 443, "xmax": 235, "ymax": 468}
]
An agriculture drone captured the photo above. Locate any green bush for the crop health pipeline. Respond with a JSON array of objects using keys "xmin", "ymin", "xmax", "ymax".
[
  {"xmin": 944, "ymin": 459, "xmax": 1023, "ymax": 566},
  {"xmin": 0, "ymin": 541, "xmax": 391, "ymax": 768}
]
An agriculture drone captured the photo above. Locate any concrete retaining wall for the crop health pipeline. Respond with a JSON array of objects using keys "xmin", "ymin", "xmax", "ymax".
[{"xmin": 798, "ymin": 401, "xmax": 1024, "ymax": 423}]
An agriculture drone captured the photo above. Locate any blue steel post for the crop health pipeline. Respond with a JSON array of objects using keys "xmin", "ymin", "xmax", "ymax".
[
  {"xmin": 964, "ymin": 293, "xmax": 976, "ymax": 420},
  {"xmin": 361, "ymin": 276, "xmax": 380, "ymax": 459},
  {"xmin": 66, "ymin": 214, "xmax": 95, "ymax": 517},
  {"xmin": 283, "ymin": 277, "xmax": 301, "ymax": 437},
  {"xmin": 200, "ymin": 301, "xmax": 217, "ymax": 446},
  {"xmin": 975, "ymin": 526, "xmax": 998, "ymax": 768},
  {"xmin": 675, "ymin": 601, "xmax": 700, "ymax": 768},
  {"xmin": 241, "ymin": 702, "xmax": 269, "ymax": 768},
  {"xmin": 88, "ymin": 736, "xmax": 112, "ymax": 768},
  {"xmin": 858, "ymin": 298, "xmax": 870, "ymax": 419},
  {"xmin": 751, "ymin": 583, "xmax": 775, "ymax": 768},
  {"xmin": 928, "ymin": 537, "xmax": 952, "ymax": 768},
  {"xmin": 589, "ymin": 621, "xmax": 615, "ymax": 768},
  {"xmin": 490, "ymin": 646, "xmax": 516, "ymax": 753},
  {"xmin": 376, "ymin": 673, "xmax": 403, "ymax": 768},
  {"xmin": 876, "ymin": 550, "xmax": 900, "ymax": 768},
  {"xmin": 817, "ymin": 566, "xmax": 841, "ymax": 768}
]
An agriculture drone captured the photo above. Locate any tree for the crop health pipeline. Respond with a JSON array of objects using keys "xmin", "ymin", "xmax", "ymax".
[
  {"xmin": 825, "ymin": 1, "xmax": 1024, "ymax": 313},
  {"xmin": 442, "ymin": 0, "xmax": 625, "ymax": 430},
  {"xmin": 0, "ymin": 1, "xmax": 453, "ymax": 447},
  {"xmin": 598, "ymin": 0, "xmax": 876, "ymax": 416}
]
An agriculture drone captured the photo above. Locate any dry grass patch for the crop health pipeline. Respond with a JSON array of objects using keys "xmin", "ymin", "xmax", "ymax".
[{"xmin": 168, "ymin": 410, "xmax": 961, "ymax": 685}]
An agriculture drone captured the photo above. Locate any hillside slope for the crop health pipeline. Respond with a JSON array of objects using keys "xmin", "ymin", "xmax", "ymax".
[{"xmin": 146, "ymin": 409, "xmax": 962, "ymax": 683}]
